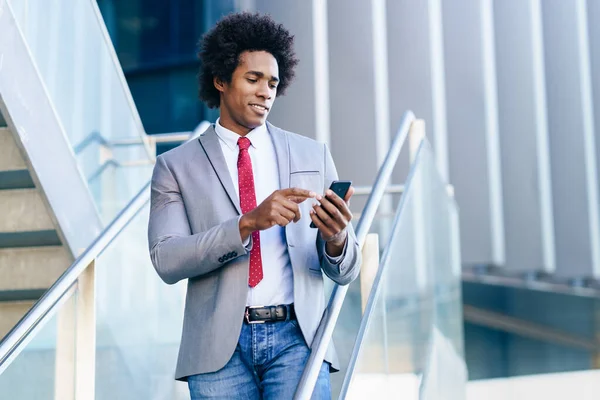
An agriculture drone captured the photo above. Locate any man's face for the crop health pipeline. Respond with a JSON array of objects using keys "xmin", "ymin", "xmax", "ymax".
[{"xmin": 216, "ymin": 50, "xmax": 279, "ymax": 135}]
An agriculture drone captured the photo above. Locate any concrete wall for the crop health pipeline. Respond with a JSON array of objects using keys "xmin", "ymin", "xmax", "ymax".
[{"xmin": 243, "ymin": 0, "xmax": 600, "ymax": 280}]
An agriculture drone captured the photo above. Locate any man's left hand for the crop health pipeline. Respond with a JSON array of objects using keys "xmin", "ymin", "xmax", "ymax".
[{"xmin": 309, "ymin": 186, "xmax": 355, "ymax": 257}]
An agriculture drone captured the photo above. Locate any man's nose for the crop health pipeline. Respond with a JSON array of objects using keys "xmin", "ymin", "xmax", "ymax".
[{"xmin": 256, "ymin": 82, "xmax": 273, "ymax": 99}]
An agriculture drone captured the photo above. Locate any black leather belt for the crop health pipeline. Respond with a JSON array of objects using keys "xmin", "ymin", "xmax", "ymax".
[{"xmin": 244, "ymin": 304, "xmax": 296, "ymax": 324}]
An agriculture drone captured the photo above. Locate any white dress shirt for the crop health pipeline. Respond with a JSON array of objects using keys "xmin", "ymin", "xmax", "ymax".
[{"xmin": 214, "ymin": 119, "xmax": 294, "ymax": 306}]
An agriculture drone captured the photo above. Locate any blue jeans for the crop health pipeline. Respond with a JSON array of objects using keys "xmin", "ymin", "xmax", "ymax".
[{"xmin": 188, "ymin": 318, "xmax": 331, "ymax": 399}]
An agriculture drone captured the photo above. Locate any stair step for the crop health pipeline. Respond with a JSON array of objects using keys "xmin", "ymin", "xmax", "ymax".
[
  {"xmin": 0, "ymin": 289, "xmax": 46, "ymax": 302},
  {"xmin": 0, "ymin": 231, "xmax": 62, "ymax": 248},
  {"xmin": 0, "ymin": 189, "xmax": 54, "ymax": 232},
  {"xmin": 0, "ymin": 170, "xmax": 35, "ymax": 190},
  {"xmin": 0, "ymin": 128, "xmax": 27, "ymax": 171},
  {"xmin": 0, "ymin": 246, "xmax": 71, "ymax": 291},
  {"xmin": 0, "ymin": 300, "xmax": 35, "ymax": 339}
]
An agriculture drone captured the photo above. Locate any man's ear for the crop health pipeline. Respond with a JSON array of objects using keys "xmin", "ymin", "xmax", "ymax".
[{"xmin": 214, "ymin": 76, "xmax": 226, "ymax": 93}]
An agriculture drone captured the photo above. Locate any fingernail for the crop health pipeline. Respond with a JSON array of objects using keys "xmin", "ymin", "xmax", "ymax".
[
  {"xmin": 327, "ymin": 190, "xmax": 333, "ymax": 196},
  {"xmin": 316, "ymin": 195, "xmax": 322, "ymax": 201},
  {"xmin": 309, "ymin": 191, "xmax": 316, "ymax": 197}
]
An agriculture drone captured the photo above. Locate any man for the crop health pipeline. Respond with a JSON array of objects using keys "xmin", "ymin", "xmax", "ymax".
[{"xmin": 148, "ymin": 12, "xmax": 361, "ymax": 399}]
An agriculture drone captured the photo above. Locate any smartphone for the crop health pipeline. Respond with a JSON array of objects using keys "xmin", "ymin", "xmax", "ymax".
[{"xmin": 310, "ymin": 180, "xmax": 352, "ymax": 228}]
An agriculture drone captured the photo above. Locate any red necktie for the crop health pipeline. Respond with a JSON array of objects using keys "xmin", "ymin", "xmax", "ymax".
[{"xmin": 237, "ymin": 137, "xmax": 263, "ymax": 287}]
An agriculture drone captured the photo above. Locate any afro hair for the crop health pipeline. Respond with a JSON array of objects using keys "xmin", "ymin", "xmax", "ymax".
[{"xmin": 197, "ymin": 12, "xmax": 299, "ymax": 108}]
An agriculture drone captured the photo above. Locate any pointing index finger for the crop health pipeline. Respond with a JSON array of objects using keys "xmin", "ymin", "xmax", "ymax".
[{"xmin": 282, "ymin": 187, "xmax": 316, "ymax": 200}]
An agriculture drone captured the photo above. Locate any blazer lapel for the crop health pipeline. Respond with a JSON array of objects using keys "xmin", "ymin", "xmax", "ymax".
[
  {"xmin": 198, "ymin": 125, "xmax": 242, "ymax": 214},
  {"xmin": 267, "ymin": 122, "xmax": 290, "ymax": 190}
]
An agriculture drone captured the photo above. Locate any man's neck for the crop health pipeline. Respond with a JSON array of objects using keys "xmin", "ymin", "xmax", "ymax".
[{"xmin": 218, "ymin": 115, "xmax": 252, "ymax": 137}]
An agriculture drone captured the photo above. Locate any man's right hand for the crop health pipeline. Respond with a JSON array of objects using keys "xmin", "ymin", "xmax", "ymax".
[{"xmin": 239, "ymin": 188, "xmax": 316, "ymax": 241}]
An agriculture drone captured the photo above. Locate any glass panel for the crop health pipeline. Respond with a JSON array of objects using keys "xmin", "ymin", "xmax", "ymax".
[
  {"xmin": 344, "ymin": 141, "xmax": 466, "ymax": 399},
  {"xmin": 418, "ymin": 143, "xmax": 466, "ymax": 400},
  {"xmin": 87, "ymin": 154, "xmax": 154, "ymax": 223},
  {"xmin": 95, "ymin": 203, "xmax": 187, "ymax": 399},
  {"xmin": 0, "ymin": 289, "xmax": 78, "ymax": 399},
  {"xmin": 6, "ymin": 0, "xmax": 152, "ymax": 212},
  {"xmin": 329, "ymin": 212, "xmax": 396, "ymax": 398}
]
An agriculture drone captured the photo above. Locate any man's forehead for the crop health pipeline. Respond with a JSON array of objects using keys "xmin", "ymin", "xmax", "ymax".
[{"xmin": 239, "ymin": 51, "xmax": 278, "ymax": 69}]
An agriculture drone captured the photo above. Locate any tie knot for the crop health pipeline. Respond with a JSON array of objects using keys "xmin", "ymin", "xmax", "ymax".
[{"xmin": 238, "ymin": 137, "xmax": 251, "ymax": 151}]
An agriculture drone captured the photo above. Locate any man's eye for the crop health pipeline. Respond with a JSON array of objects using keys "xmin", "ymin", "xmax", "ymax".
[
  {"xmin": 247, "ymin": 79, "xmax": 257, "ymax": 83},
  {"xmin": 270, "ymin": 84, "xmax": 278, "ymax": 89}
]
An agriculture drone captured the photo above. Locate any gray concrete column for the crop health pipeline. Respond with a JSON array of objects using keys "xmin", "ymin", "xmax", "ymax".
[
  {"xmin": 542, "ymin": 0, "xmax": 600, "ymax": 278},
  {"xmin": 588, "ymin": 2, "xmax": 600, "ymax": 244},
  {"xmin": 250, "ymin": 1, "xmax": 318, "ymax": 139},
  {"xmin": 327, "ymin": 0, "xmax": 379, "ymax": 190},
  {"xmin": 442, "ymin": 0, "xmax": 505, "ymax": 267},
  {"xmin": 387, "ymin": 0, "xmax": 449, "ymax": 184},
  {"xmin": 493, "ymin": 0, "xmax": 555, "ymax": 274}
]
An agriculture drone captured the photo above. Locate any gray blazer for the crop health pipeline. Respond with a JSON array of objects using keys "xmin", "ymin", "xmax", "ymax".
[{"xmin": 148, "ymin": 123, "xmax": 361, "ymax": 381}]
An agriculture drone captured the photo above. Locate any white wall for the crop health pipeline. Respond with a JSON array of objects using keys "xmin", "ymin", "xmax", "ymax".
[{"xmin": 467, "ymin": 369, "xmax": 600, "ymax": 400}]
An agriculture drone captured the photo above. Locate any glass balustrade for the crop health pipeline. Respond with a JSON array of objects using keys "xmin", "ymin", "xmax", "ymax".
[
  {"xmin": 94, "ymin": 203, "xmax": 187, "ymax": 399},
  {"xmin": 6, "ymin": 0, "xmax": 153, "ymax": 220},
  {"xmin": 0, "ymin": 290, "xmax": 78, "ymax": 399},
  {"xmin": 341, "ymin": 141, "xmax": 466, "ymax": 400}
]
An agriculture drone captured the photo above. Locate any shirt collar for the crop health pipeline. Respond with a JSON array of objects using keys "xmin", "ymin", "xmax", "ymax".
[{"xmin": 215, "ymin": 118, "xmax": 269, "ymax": 151}]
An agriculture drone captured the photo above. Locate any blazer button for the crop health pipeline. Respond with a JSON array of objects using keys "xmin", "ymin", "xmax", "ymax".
[
  {"xmin": 218, "ymin": 257, "xmax": 223, "ymax": 263},
  {"xmin": 232, "ymin": 252, "xmax": 237, "ymax": 257}
]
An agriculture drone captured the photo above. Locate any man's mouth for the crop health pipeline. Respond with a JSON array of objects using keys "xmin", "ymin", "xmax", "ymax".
[{"xmin": 250, "ymin": 104, "xmax": 269, "ymax": 112}]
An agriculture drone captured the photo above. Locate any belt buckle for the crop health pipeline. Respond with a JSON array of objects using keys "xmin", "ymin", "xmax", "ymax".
[{"xmin": 245, "ymin": 305, "xmax": 266, "ymax": 324}]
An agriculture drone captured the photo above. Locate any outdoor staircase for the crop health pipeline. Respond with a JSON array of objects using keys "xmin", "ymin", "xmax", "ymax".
[{"xmin": 0, "ymin": 124, "xmax": 72, "ymax": 338}]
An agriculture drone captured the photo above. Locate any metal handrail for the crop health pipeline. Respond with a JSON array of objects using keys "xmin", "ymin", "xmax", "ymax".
[
  {"xmin": 353, "ymin": 184, "xmax": 404, "ymax": 196},
  {"xmin": 0, "ymin": 182, "xmax": 151, "ymax": 373},
  {"xmin": 111, "ymin": 131, "xmax": 195, "ymax": 146},
  {"xmin": 73, "ymin": 123, "xmax": 209, "ymax": 156},
  {"xmin": 0, "ymin": 120, "xmax": 210, "ymax": 373},
  {"xmin": 338, "ymin": 140, "xmax": 427, "ymax": 398},
  {"xmin": 73, "ymin": 131, "xmax": 194, "ymax": 154},
  {"xmin": 294, "ymin": 110, "xmax": 416, "ymax": 399},
  {"xmin": 73, "ymin": 130, "xmax": 108, "ymax": 154}
]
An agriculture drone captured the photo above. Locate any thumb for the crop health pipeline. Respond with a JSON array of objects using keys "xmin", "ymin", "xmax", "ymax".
[{"xmin": 344, "ymin": 186, "xmax": 355, "ymax": 205}]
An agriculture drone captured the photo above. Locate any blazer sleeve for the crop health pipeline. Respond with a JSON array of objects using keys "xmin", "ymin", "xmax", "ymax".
[
  {"xmin": 316, "ymin": 144, "xmax": 362, "ymax": 286},
  {"xmin": 147, "ymin": 155, "xmax": 250, "ymax": 284}
]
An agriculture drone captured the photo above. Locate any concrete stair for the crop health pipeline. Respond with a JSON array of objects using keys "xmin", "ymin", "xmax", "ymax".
[{"xmin": 0, "ymin": 126, "xmax": 73, "ymax": 339}]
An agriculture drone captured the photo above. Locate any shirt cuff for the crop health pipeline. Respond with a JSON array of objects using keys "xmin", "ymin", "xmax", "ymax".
[
  {"xmin": 239, "ymin": 216, "xmax": 252, "ymax": 250},
  {"xmin": 324, "ymin": 232, "xmax": 349, "ymax": 265}
]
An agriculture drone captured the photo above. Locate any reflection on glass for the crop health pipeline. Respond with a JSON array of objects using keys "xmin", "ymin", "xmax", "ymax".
[
  {"xmin": 5, "ymin": 0, "xmax": 153, "ymax": 219},
  {"xmin": 329, "ymin": 212, "xmax": 395, "ymax": 398},
  {"xmin": 95, "ymin": 204, "xmax": 187, "ymax": 399},
  {"xmin": 0, "ymin": 290, "xmax": 77, "ymax": 400},
  {"xmin": 343, "ymin": 141, "xmax": 466, "ymax": 399}
]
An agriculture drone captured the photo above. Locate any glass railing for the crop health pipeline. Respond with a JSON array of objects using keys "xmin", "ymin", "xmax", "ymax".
[
  {"xmin": 328, "ymin": 213, "xmax": 397, "ymax": 398},
  {"xmin": 340, "ymin": 140, "xmax": 466, "ymax": 399},
  {"xmin": 5, "ymin": 0, "xmax": 153, "ymax": 220},
  {"xmin": 0, "ymin": 191, "xmax": 188, "ymax": 399},
  {"xmin": 88, "ymin": 162, "xmax": 155, "ymax": 224},
  {"xmin": 0, "ymin": 290, "xmax": 77, "ymax": 399},
  {"xmin": 94, "ymin": 203, "xmax": 187, "ymax": 399}
]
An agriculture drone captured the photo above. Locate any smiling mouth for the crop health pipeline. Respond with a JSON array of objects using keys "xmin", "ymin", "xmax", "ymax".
[{"xmin": 250, "ymin": 104, "xmax": 269, "ymax": 112}]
